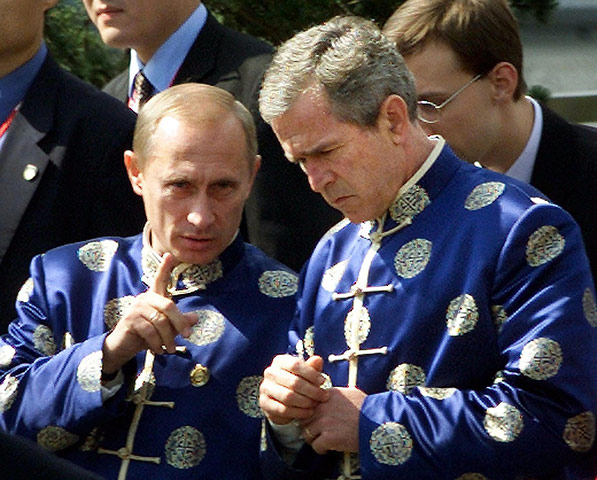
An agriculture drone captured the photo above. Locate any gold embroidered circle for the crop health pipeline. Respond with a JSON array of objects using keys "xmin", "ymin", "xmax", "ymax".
[
  {"xmin": 236, "ymin": 375, "xmax": 264, "ymax": 418},
  {"xmin": 188, "ymin": 310, "xmax": 226, "ymax": 346},
  {"xmin": 394, "ymin": 238, "xmax": 432, "ymax": 279},
  {"xmin": 258, "ymin": 271, "xmax": 298, "ymax": 298},
  {"xmin": 563, "ymin": 411, "xmax": 595, "ymax": 452},
  {"xmin": 190, "ymin": 364, "xmax": 210, "ymax": 387},
  {"xmin": 0, "ymin": 374, "xmax": 19, "ymax": 412},
  {"xmin": 369, "ymin": 422, "xmax": 413, "ymax": 465},
  {"xmin": 103, "ymin": 295, "xmax": 135, "ymax": 329},
  {"xmin": 322, "ymin": 260, "xmax": 349, "ymax": 293},
  {"xmin": 526, "ymin": 225, "xmax": 565, "ymax": 267},
  {"xmin": 77, "ymin": 351, "xmax": 102, "ymax": 393},
  {"xmin": 446, "ymin": 294, "xmax": 478, "ymax": 336},
  {"xmin": 419, "ymin": 387, "xmax": 456, "ymax": 400},
  {"xmin": 181, "ymin": 260, "xmax": 223, "ymax": 290},
  {"xmin": 491, "ymin": 305, "xmax": 508, "ymax": 334},
  {"xmin": 483, "ymin": 402, "xmax": 524, "ymax": 442},
  {"xmin": 77, "ymin": 240, "xmax": 119, "ymax": 272},
  {"xmin": 79, "ymin": 427, "xmax": 104, "ymax": 452},
  {"xmin": 344, "ymin": 305, "xmax": 371, "ymax": 347},
  {"xmin": 33, "ymin": 325, "xmax": 56, "ymax": 356},
  {"xmin": 37, "ymin": 426, "xmax": 79, "ymax": 452},
  {"xmin": 0, "ymin": 344, "xmax": 16, "ymax": 368},
  {"xmin": 583, "ymin": 288, "xmax": 597, "ymax": 327},
  {"xmin": 386, "ymin": 364, "xmax": 426, "ymax": 395},
  {"xmin": 303, "ymin": 326, "xmax": 315, "ymax": 357},
  {"xmin": 464, "ymin": 182, "xmax": 506, "ymax": 211},
  {"xmin": 519, "ymin": 337, "xmax": 563, "ymax": 380},
  {"xmin": 389, "ymin": 185, "xmax": 430, "ymax": 223},
  {"xmin": 16, "ymin": 277, "xmax": 34, "ymax": 303},
  {"xmin": 165, "ymin": 426, "xmax": 206, "ymax": 469}
]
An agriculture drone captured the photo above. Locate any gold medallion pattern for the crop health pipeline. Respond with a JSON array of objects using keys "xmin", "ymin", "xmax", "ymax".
[
  {"xmin": 37, "ymin": 426, "xmax": 79, "ymax": 452},
  {"xmin": 237, "ymin": 375, "xmax": 264, "ymax": 418},
  {"xmin": 369, "ymin": 422, "xmax": 413, "ymax": 465},
  {"xmin": 446, "ymin": 294, "xmax": 478, "ymax": 336},
  {"xmin": 180, "ymin": 261, "xmax": 223, "ymax": 290},
  {"xmin": 519, "ymin": 337, "xmax": 563, "ymax": 381},
  {"xmin": 0, "ymin": 374, "xmax": 19, "ymax": 412},
  {"xmin": 344, "ymin": 305, "xmax": 371, "ymax": 347},
  {"xmin": 77, "ymin": 351, "xmax": 102, "ymax": 393},
  {"xmin": 563, "ymin": 411, "xmax": 595, "ymax": 452},
  {"xmin": 16, "ymin": 277, "xmax": 34, "ymax": 303},
  {"xmin": 419, "ymin": 387, "xmax": 456, "ymax": 400},
  {"xmin": 389, "ymin": 185, "xmax": 430, "ymax": 224},
  {"xmin": 525, "ymin": 225, "xmax": 565, "ymax": 267},
  {"xmin": 0, "ymin": 344, "xmax": 16, "ymax": 368},
  {"xmin": 491, "ymin": 305, "xmax": 508, "ymax": 334},
  {"xmin": 322, "ymin": 260, "xmax": 349, "ymax": 293},
  {"xmin": 484, "ymin": 402, "xmax": 524, "ymax": 442},
  {"xmin": 33, "ymin": 325, "xmax": 56, "ymax": 356},
  {"xmin": 188, "ymin": 310, "xmax": 226, "ymax": 346},
  {"xmin": 464, "ymin": 182, "xmax": 506, "ymax": 211},
  {"xmin": 77, "ymin": 240, "xmax": 119, "ymax": 272},
  {"xmin": 165, "ymin": 426, "xmax": 206, "ymax": 469},
  {"xmin": 456, "ymin": 474, "xmax": 489, "ymax": 480},
  {"xmin": 303, "ymin": 326, "xmax": 315, "ymax": 357},
  {"xmin": 190, "ymin": 364, "xmax": 210, "ymax": 387},
  {"xmin": 258, "ymin": 271, "xmax": 298, "ymax": 298},
  {"xmin": 386, "ymin": 364, "xmax": 426, "ymax": 395},
  {"xmin": 583, "ymin": 288, "xmax": 597, "ymax": 327},
  {"xmin": 394, "ymin": 238, "xmax": 432, "ymax": 279},
  {"xmin": 103, "ymin": 296, "xmax": 135, "ymax": 329},
  {"xmin": 79, "ymin": 427, "xmax": 104, "ymax": 452}
]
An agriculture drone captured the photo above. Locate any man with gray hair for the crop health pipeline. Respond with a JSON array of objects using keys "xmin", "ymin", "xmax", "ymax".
[
  {"xmin": 0, "ymin": 83, "xmax": 298, "ymax": 479},
  {"xmin": 258, "ymin": 16, "xmax": 596, "ymax": 479}
]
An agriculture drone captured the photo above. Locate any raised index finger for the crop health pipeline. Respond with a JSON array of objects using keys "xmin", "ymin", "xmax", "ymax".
[{"xmin": 151, "ymin": 252, "xmax": 177, "ymax": 296}]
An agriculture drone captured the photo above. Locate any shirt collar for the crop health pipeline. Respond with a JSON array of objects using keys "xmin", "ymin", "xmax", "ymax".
[
  {"xmin": 0, "ymin": 43, "xmax": 47, "ymax": 124},
  {"xmin": 505, "ymin": 96, "xmax": 543, "ymax": 184},
  {"xmin": 128, "ymin": 3, "xmax": 208, "ymax": 97}
]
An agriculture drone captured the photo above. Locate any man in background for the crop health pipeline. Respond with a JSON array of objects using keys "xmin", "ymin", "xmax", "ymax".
[
  {"xmin": 383, "ymin": 0, "xmax": 597, "ymax": 279},
  {"xmin": 82, "ymin": 0, "xmax": 341, "ymax": 271},
  {"xmin": 0, "ymin": 0, "xmax": 145, "ymax": 331}
]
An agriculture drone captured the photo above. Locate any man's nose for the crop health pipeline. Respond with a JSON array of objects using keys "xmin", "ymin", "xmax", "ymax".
[
  {"xmin": 302, "ymin": 160, "xmax": 332, "ymax": 193},
  {"xmin": 187, "ymin": 198, "xmax": 215, "ymax": 227}
]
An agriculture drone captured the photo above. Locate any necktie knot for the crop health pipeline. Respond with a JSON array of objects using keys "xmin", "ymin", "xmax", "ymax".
[{"xmin": 129, "ymin": 71, "xmax": 154, "ymax": 113}]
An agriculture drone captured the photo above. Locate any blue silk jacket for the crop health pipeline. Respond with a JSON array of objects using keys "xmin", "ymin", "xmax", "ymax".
[
  {"xmin": 261, "ymin": 142, "xmax": 597, "ymax": 479},
  {"xmin": 0, "ymin": 232, "xmax": 297, "ymax": 479}
]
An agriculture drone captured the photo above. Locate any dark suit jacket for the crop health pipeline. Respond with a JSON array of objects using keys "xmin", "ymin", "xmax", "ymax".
[
  {"xmin": 0, "ymin": 55, "xmax": 145, "ymax": 332},
  {"xmin": 104, "ymin": 12, "xmax": 342, "ymax": 271},
  {"xmin": 531, "ymin": 105, "xmax": 597, "ymax": 279},
  {"xmin": 0, "ymin": 430, "xmax": 102, "ymax": 480}
]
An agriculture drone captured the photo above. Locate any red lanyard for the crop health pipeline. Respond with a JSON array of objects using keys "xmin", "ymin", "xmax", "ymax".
[{"xmin": 0, "ymin": 108, "xmax": 17, "ymax": 139}]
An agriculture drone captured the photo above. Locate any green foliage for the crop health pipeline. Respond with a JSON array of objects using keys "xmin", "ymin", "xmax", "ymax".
[
  {"xmin": 527, "ymin": 84, "xmax": 552, "ymax": 102},
  {"xmin": 511, "ymin": 0, "xmax": 559, "ymax": 23},
  {"xmin": 44, "ymin": 1, "xmax": 126, "ymax": 88},
  {"xmin": 44, "ymin": 0, "xmax": 558, "ymax": 86}
]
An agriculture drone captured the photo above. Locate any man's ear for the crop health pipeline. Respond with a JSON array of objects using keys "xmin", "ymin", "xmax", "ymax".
[
  {"xmin": 381, "ymin": 94, "xmax": 410, "ymax": 144},
  {"xmin": 245, "ymin": 155, "xmax": 261, "ymax": 197},
  {"xmin": 487, "ymin": 62, "xmax": 518, "ymax": 103},
  {"xmin": 124, "ymin": 150, "xmax": 144, "ymax": 197}
]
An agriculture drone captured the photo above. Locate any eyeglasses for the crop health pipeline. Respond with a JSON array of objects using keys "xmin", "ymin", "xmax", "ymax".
[{"xmin": 417, "ymin": 74, "xmax": 482, "ymax": 124}]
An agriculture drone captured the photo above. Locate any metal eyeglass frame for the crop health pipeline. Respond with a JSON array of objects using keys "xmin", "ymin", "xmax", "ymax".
[{"xmin": 417, "ymin": 74, "xmax": 483, "ymax": 124}]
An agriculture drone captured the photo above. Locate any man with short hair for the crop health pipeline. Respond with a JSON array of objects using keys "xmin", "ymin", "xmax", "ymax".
[
  {"xmin": 81, "ymin": 0, "xmax": 341, "ymax": 271},
  {"xmin": 257, "ymin": 16, "xmax": 596, "ymax": 479},
  {"xmin": 0, "ymin": 0, "xmax": 145, "ymax": 332},
  {"xmin": 0, "ymin": 84, "xmax": 298, "ymax": 479},
  {"xmin": 383, "ymin": 0, "xmax": 597, "ymax": 279}
]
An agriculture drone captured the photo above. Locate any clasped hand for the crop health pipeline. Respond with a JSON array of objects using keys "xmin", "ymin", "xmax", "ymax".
[{"xmin": 259, "ymin": 354, "xmax": 366, "ymax": 454}]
